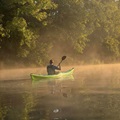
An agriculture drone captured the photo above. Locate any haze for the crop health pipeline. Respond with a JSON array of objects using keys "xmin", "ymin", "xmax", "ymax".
[{"xmin": 1, "ymin": 64, "xmax": 120, "ymax": 89}]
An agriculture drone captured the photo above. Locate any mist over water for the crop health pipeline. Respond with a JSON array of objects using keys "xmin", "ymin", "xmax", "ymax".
[
  {"xmin": 0, "ymin": 67, "xmax": 46, "ymax": 81},
  {"xmin": 74, "ymin": 64, "xmax": 120, "ymax": 88},
  {"xmin": 1, "ymin": 64, "xmax": 120, "ymax": 92},
  {"xmin": 0, "ymin": 64, "xmax": 120, "ymax": 120}
]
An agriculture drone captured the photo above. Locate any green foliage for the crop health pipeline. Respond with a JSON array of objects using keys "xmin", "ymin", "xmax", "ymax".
[
  {"xmin": 47, "ymin": 0, "xmax": 120, "ymax": 63},
  {"xmin": 0, "ymin": 24, "xmax": 5, "ymax": 38},
  {"xmin": 105, "ymin": 36, "xmax": 120, "ymax": 56},
  {"xmin": 48, "ymin": 0, "xmax": 92, "ymax": 55},
  {"xmin": 1, "ymin": 0, "xmax": 120, "ymax": 66},
  {"xmin": 83, "ymin": 0, "xmax": 120, "ymax": 59},
  {"xmin": 100, "ymin": 1, "xmax": 120, "ymax": 57},
  {"xmin": 0, "ymin": 0, "xmax": 57, "ymax": 65},
  {"xmin": 27, "ymin": 41, "xmax": 53, "ymax": 66},
  {"xmin": 0, "ymin": 14, "xmax": 5, "ymax": 42},
  {"xmin": 73, "ymin": 34, "xmax": 89, "ymax": 54}
]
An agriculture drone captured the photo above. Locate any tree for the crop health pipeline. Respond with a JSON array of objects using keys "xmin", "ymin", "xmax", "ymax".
[
  {"xmin": 0, "ymin": 0, "xmax": 57, "ymax": 65},
  {"xmin": 43, "ymin": 0, "xmax": 91, "ymax": 57}
]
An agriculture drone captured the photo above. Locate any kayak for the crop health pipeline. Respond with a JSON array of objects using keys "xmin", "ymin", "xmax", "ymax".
[{"xmin": 30, "ymin": 68, "xmax": 74, "ymax": 81}]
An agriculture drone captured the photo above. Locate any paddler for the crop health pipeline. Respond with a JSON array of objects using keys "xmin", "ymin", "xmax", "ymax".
[{"xmin": 47, "ymin": 59, "xmax": 61, "ymax": 75}]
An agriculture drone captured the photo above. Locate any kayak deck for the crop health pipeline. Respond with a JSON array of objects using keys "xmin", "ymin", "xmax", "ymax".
[{"xmin": 30, "ymin": 68, "xmax": 74, "ymax": 81}]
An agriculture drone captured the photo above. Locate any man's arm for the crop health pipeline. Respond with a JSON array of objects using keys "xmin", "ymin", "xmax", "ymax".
[
  {"xmin": 53, "ymin": 65, "xmax": 61, "ymax": 70},
  {"xmin": 57, "ymin": 64, "xmax": 61, "ymax": 70}
]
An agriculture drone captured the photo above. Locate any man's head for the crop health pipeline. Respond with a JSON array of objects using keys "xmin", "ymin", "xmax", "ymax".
[{"xmin": 49, "ymin": 59, "xmax": 54, "ymax": 64}]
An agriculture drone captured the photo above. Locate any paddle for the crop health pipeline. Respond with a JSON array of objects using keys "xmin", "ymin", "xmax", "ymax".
[{"xmin": 58, "ymin": 56, "xmax": 66, "ymax": 66}]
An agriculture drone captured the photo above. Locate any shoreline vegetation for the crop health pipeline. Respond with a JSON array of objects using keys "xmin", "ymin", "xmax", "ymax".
[
  {"xmin": 0, "ymin": 0, "xmax": 120, "ymax": 68},
  {"xmin": 0, "ymin": 59, "xmax": 120, "ymax": 69}
]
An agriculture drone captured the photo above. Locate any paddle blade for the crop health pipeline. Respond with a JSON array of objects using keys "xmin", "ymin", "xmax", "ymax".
[
  {"xmin": 58, "ymin": 56, "xmax": 67, "ymax": 66},
  {"xmin": 62, "ymin": 56, "xmax": 66, "ymax": 61}
]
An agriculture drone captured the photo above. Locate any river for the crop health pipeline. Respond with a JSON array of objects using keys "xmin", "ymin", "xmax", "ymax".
[{"xmin": 0, "ymin": 64, "xmax": 120, "ymax": 120}]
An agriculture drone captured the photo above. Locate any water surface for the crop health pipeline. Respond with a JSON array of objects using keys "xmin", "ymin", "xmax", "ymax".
[{"xmin": 0, "ymin": 65, "xmax": 120, "ymax": 120}]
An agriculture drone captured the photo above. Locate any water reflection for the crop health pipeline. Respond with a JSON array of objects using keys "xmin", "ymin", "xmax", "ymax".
[{"xmin": 0, "ymin": 72, "xmax": 120, "ymax": 120}]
